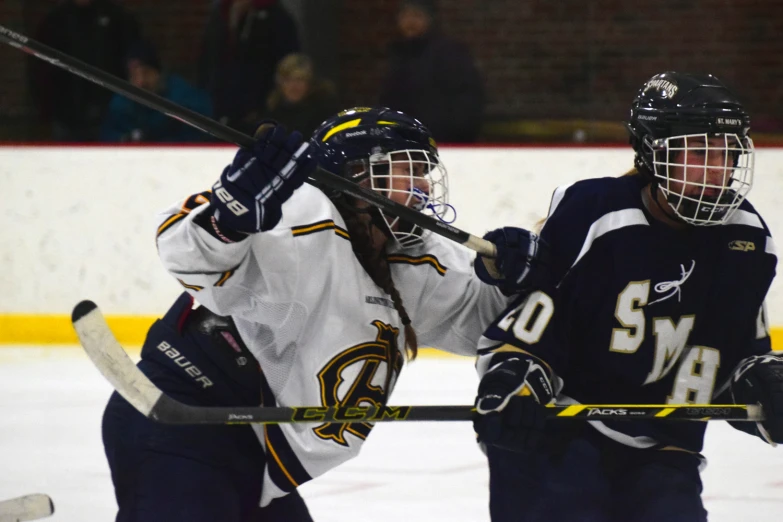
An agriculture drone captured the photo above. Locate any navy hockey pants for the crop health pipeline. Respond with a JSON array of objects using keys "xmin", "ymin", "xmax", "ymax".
[
  {"xmin": 486, "ymin": 427, "xmax": 708, "ymax": 522},
  {"xmin": 102, "ymin": 293, "xmax": 313, "ymax": 522}
]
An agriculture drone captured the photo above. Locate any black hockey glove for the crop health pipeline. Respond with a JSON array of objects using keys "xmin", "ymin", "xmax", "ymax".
[
  {"xmin": 728, "ymin": 354, "xmax": 783, "ymax": 444},
  {"xmin": 474, "ymin": 352, "xmax": 554, "ymax": 452},
  {"xmin": 211, "ymin": 123, "xmax": 316, "ymax": 234},
  {"xmin": 474, "ymin": 227, "xmax": 552, "ymax": 296}
]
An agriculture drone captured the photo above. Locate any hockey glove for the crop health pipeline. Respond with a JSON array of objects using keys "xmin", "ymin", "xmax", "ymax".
[
  {"xmin": 474, "ymin": 352, "xmax": 554, "ymax": 452},
  {"xmin": 211, "ymin": 123, "xmax": 316, "ymax": 234},
  {"xmin": 728, "ymin": 353, "xmax": 783, "ymax": 444},
  {"xmin": 474, "ymin": 227, "xmax": 552, "ymax": 295}
]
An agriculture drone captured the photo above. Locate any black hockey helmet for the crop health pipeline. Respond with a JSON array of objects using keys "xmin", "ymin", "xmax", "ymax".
[
  {"xmin": 309, "ymin": 107, "xmax": 451, "ymax": 246},
  {"xmin": 311, "ymin": 107, "xmax": 439, "ymax": 182},
  {"xmin": 626, "ymin": 72, "xmax": 754, "ymax": 225}
]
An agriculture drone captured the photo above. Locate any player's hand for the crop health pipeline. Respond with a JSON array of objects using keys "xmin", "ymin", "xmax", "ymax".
[
  {"xmin": 474, "ymin": 227, "xmax": 552, "ymax": 295},
  {"xmin": 729, "ymin": 353, "xmax": 783, "ymax": 444},
  {"xmin": 474, "ymin": 353, "xmax": 554, "ymax": 452},
  {"xmin": 211, "ymin": 123, "xmax": 316, "ymax": 234}
]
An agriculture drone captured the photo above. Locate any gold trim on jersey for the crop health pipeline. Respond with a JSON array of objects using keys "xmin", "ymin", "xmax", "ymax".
[
  {"xmin": 156, "ymin": 191, "xmax": 211, "ymax": 237},
  {"xmin": 214, "ymin": 269, "xmax": 236, "ymax": 287},
  {"xmin": 156, "ymin": 213, "xmax": 187, "ymax": 237},
  {"xmin": 387, "ymin": 254, "xmax": 448, "ymax": 276},
  {"xmin": 177, "ymin": 279, "xmax": 204, "ymax": 292},
  {"xmin": 291, "ymin": 220, "xmax": 350, "ymax": 240},
  {"xmin": 263, "ymin": 426, "xmax": 299, "ymax": 488},
  {"xmin": 490, "ymin": 343, "xmax": 554, "ymax": 376}
]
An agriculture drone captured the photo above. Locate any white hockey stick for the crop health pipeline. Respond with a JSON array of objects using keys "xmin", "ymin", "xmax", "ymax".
[
  {"xmin": 73, "ymin": 300, "xmax": 763, "ymax": 425},
  {"xmin": 0, "ymin": 494, "xmax": 54, "ymax": 522}
]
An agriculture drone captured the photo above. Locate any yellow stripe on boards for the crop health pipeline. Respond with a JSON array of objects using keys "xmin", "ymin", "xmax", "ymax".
[
  {"xmin": 2, "ymin": 316, "xmax": 783, "ymax": 360},
  {"xmin": 0, "ymin": 315, "xmax": 156, "ymax": 346}
]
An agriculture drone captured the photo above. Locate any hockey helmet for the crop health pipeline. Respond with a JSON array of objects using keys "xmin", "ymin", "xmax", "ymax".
[
  {"xmin": 310, "ymin": 107, "xmax": 450, "ymax": 247},
  {"xmin": 626, "ymin": 72, "xmax": 754, "ymax": 225}
]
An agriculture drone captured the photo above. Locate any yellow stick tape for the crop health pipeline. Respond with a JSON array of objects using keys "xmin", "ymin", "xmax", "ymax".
[{"xmin": 1, "ymin": 315, "xmax": 780, "ymax": 360}]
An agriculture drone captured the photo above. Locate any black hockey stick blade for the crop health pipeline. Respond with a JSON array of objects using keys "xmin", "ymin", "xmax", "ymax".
[
  {"xmin": 0, "ymin": 494, "xmax": 54, "ymax": 522},
  {"xmin": 0, "ymin": 24, "xmax": 494, "ymax": 257},
  {"xmin": 73, "ymin": 301, "xmax": 764, "ymax": 425}
]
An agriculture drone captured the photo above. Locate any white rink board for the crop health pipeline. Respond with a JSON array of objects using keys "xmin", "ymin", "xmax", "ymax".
[{"xmin": 2, "ymin": 145, "xmax": 783, "ymax": 320}]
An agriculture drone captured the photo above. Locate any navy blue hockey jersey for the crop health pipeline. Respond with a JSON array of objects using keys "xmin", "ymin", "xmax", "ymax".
[{"xmin": 478, "ymin": 174, "xmax": 777, "ymax": 452}]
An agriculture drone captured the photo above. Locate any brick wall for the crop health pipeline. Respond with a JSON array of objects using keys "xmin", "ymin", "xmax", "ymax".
[
  {"xmin": 339, "ymin": 0, "xmax": 783, "ymax": 131},
  {"xmin": 0, "ymin": 0, "xmax": 211, "ymax": 139},
  {"xmin": 2, "ymin": 0, "xmax": 781, "ymax": 140}
]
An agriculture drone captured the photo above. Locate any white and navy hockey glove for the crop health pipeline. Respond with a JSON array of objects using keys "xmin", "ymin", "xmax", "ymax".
[
  {"xmin": 210, "ymin": 123, "xmax": 316, "ymax": 235},
  {"xmin": 474, "ymin": 227, "xmax": 552, "ymax": 296},
  {"xmin": 474, "ymin": 352, "xmax": 555, "ymax": 452},
  {"xmin": 726, "ymin": 354, "xmax": 783, "ymax": 444}
]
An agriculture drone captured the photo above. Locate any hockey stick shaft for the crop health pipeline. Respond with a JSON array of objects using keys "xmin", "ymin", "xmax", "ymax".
[
  {"xmin": 73, "ymin": 300, "xmax": 764, "ymax": 425},
  {"xmin": 0, "ymin": 24, "xmax": 494, "ymax": 256},
  {"xmin": 0, "ymin": 494, "xmax": 54, "ymax": 522}
]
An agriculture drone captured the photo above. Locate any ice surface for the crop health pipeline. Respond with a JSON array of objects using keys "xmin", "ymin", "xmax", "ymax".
[{"xmin": 1, "ymin": 347, "xmax": 780, "ymax": 521}]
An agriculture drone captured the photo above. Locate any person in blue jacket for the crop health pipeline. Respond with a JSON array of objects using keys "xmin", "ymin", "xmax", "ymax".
[{"xmin": 101, "ymin": 41, "xmax": 213, "ymax": 143}]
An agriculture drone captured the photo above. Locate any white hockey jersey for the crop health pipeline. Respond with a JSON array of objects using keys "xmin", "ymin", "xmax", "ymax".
[{"xmin": 156, "ymin": 184, "xmax": 508, "ymax": 506}]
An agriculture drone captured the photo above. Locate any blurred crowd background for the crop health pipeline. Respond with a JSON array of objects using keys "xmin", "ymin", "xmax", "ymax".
[{"xmin": 1, "ymin": 0, "xmax": 781, "ymax": 145}]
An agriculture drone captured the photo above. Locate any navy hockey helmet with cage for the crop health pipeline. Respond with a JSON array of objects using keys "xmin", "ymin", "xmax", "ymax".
[
  {"xmin": 626, "ymin": 72, "xmax": 754, "ymax": 225},
  {"xmin": 309, "ymin": 107, "xmax": 451, "ymax": 246},
  {"xmin": 311, "ymin": 107, "xmax": 439, "ymax": 184}
]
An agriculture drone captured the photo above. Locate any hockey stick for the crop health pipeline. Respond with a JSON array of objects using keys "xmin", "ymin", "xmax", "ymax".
[
  {"xmin": 0, "ymin": 494, "xmax": 54, "ymax": 522},
  {"xmin": 0, "ymin": 24, "xmax": 494, "ymax": 257},
  {"xmin": 73, "ymin": 300, "xmax": 764, "ymax": 425}
]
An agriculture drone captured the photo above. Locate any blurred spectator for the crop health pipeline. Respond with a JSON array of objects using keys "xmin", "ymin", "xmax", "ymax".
[
  {"xmin": 199, "ymin": 0, "xmax": 301, "ymax": 132},
  {"xmin": 101, "ymin": 41, "xmax": 213, "ymax": 143},
  {"xmin": 259, "ymin": 53, "xmax": 339, "ymax": 136},
  {"xmin": 29, "ymin": 0, "xmax": 141, "ymax": 141},
  {"xmin": 379, "ymin": 0, "xmax": 484, "ymax": 143}
]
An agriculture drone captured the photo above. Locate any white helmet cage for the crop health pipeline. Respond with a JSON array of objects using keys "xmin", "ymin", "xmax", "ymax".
[
  {"xmin": 646, "ymin": 132, "xmax": 754, "ymax": 226},
  {"xmin": 360, "ymin": 147, "xmax": 449, "ymax": 247}
]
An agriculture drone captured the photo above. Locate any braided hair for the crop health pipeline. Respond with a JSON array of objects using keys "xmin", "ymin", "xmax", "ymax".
[{"xmin": 334, "ymin": 200, "xmax": 418, "ymax": 394}]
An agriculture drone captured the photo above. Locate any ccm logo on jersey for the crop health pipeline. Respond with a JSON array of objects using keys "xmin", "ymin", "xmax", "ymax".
[
  {"xmin": 156, "ymin": 341, "xmax": 213, "ymax": 389},
  {"xmin": 728, "ymin": 240, "xmax": 755, "ymax": 252},
  {"xmin": 587, "ymin": 408, "xmax": 628, "ymax": 416},
  {"xmin": 213, "ymin": 181, "xmax": 249, "ymax": 216}
]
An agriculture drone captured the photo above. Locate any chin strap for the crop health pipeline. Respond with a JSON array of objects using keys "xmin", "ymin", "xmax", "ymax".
[{"xmin": 648, "ymin": 182, "xmax": 687, "ymax": 226}]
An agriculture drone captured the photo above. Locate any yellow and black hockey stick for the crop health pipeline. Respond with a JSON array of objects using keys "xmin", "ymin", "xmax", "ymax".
[
  {"xmin": 0, "ymin": 24, "xmax": 495, "ymax": 257},
  {"xmin": 72, "ymin": 300, "xmax": 764, "ymax": 425}
]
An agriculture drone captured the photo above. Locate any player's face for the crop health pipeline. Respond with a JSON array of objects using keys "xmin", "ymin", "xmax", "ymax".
[
  {"xmin": 354, "ymin": 152, "xmax": 430, "ymax": 240},
  {"xmin": 667, "ymin": 135, "xmax": 734, "ymax": 198},
  {"xmin": 386, "ymin": 157, "xmax": 430, "ymax": 208}
]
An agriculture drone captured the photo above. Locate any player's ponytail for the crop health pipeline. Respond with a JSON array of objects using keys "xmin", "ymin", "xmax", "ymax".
[{"xmin": 336, "ymin": 202, "xmax": 418, "ymax": 394}]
